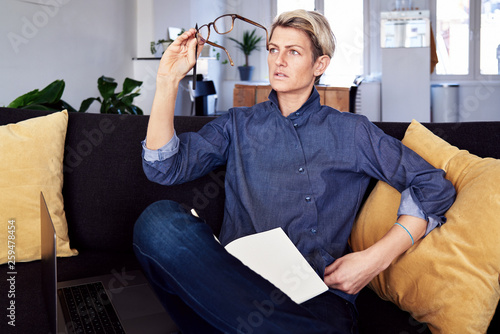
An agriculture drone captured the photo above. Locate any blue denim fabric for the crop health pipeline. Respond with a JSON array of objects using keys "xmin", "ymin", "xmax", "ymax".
[
  {"xmin": 133, "ymin": 200, "xmax": 357, "ymax": 334},
  {"xmin": 141, "ymin": 88, "xmax": 456, "ymax": 304}
]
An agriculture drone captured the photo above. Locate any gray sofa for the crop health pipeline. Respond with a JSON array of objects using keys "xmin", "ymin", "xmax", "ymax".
[{"xmin": 0, "ymin": 107, "xmax": 498, "ymax": 333}]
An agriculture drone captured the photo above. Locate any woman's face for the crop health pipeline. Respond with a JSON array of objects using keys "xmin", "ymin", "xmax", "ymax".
[{"xmin": 267, "ymin": 26, "xmax": 326, "ymax": 97}]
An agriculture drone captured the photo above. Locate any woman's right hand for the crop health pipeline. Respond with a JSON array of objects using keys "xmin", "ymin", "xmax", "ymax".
[
  {"xmin": 146, "ymin": 28, "xmax": 203, "ymax": 150},
  {"xmin": 157, "ymin": 28, "xmax": 203, "ymax": 83}
]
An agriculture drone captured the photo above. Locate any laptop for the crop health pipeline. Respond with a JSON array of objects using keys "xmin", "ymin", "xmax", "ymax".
[{"xmin": 40, "ymin": 192, "xmax": 179, "ymax": 334}]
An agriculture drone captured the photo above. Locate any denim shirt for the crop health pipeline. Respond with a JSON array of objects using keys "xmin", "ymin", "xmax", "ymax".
[{"xmin": 142, "ymin": 88, "xmax": 456, "ymax": 303}]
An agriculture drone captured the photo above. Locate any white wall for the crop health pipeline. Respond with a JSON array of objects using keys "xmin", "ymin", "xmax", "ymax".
[
  {"xmin": 1, "ymin": 0, "xmax": 136, "ymax": 113},
  {"xmin": 1, "ymin": 0, "xmax": 498, "ymax": 120}
]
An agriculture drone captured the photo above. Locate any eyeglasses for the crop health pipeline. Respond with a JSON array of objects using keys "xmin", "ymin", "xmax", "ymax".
[
  {"xmin": 193, "ymin": 14, "xmax": 269, "ymax": 89},
  {"xmin": 197, "ymin": 14, "xmax": 269, "ymax": 66}
]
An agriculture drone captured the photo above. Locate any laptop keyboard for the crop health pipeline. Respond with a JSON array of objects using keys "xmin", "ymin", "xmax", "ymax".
[{"xmin": 58, "ymin": 282, "xmax": 126, "ymax": 334}]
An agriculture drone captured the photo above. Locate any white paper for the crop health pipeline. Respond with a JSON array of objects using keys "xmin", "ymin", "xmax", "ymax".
[{"xmin": 225, "ymin": 228, "xmax": 329, "ymax": 304}]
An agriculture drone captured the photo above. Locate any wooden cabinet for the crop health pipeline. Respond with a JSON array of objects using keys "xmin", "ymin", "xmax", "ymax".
[
  {"xmin": 316, "ymin": 86, "xmax": 350, "ymax": 112},
  {"xmin": 233, "ymin": 84, "xmax": 350, "ymax": 112},
  {"xmin": 233, "ymin": 84, "xmax": 269, "ymax": 108}
]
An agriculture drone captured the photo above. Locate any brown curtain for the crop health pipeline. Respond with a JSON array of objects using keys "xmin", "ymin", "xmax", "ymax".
[{"xmin": 430, "ymin": 26, "xmax": 439, "ymax": 73}]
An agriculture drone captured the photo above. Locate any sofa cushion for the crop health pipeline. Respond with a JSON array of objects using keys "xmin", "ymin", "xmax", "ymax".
[
  {"xmin": 0, "ymin": 110, "xmax": 77, "ymax": 263},
  {"xmin": 351, "ymin": 120, "xmax": 500, "ymax": 333}
]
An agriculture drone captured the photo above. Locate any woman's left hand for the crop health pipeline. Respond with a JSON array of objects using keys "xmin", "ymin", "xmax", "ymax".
[{"xmin": 323, "ymin": 249, "xmax": 386, "ymax": 295}]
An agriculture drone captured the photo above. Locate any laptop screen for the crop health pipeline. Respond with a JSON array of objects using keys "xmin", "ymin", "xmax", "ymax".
[{"xmin": 40, "ymin": 192, "xmax": 58, "ymax": 334}]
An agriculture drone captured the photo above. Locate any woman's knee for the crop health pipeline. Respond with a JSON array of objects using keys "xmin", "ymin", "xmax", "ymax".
[{"xmin": 133, "ymin": 200, "xmax": 190, "ymax": 248}]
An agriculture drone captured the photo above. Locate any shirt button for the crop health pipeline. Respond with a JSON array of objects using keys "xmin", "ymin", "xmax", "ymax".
[
  {"xmin": 311, "ymin": 228, "xmax": 317, "ymax": 234},
  {"xmin": 293, "ymin": 123, "xmax": 298, "ymax": 128},
  {"xmin": 305, "ymin": 196, "xmax": 312, "ymax": 202},
  {"xmin": 296, "ymin": 112, "xmax": 301, "ymax": 116},
  {"xmin": 298, "ymin": 167, "xmax": 305, "ymax": 173}
]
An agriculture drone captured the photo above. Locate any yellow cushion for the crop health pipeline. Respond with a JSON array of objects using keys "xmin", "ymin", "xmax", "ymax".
[
  {"xmin": 0, "ymin": 110, "xmax": 77, "ymax": 263},
  {"xmin": 351, "ymin": 120, "xmax": 500, "ymax": 333}
]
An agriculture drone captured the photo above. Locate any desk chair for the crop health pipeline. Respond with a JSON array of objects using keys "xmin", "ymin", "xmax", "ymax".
[
  {"xmin": 189, "ymin": 80, "xmax": 218, "ymax": 116},
  {"xmin": 349, "ymin": 76, "xmax": 364, "ymax": 113}
]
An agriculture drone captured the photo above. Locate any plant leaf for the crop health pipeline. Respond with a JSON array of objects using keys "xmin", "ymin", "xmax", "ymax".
[
  {"xmin": 36, "ymin": 79, "xmax": 65, "ymax": 105},
  {"xmin": 128, "ymin": 105, "xmax": 143, "ymax": 115},
  {"xmin": 20, "ymin": 104, "xmax": 56, "ymax": 111},
  {"xmin": 59, "ymin": 99, "xmax": 77, "ymax": 113},
  {"xmin": 100, "ymin": 99, "xmax": 111, "ymax": 114},
  {"xmin": 7, "ymin": 88, "xmax": 40, "ymax": 108},
  {"xmin": 119, "ymin": 77, "xmax": 143, "ymax": 97},
  {"xmin": 120, "ymin": 92, "xmax": 141, "ymax": 106},
  {"xmin": 78, "ymin": 97, "xmax": 99, "ymax": 113},
  {"xmin": 98, "ymin": 76, "xmax": 118, "ymax": 100},
  {"xmin": 229, "ymin": 29, "xmax": 263, "ymax": 56},
  {"xmin": 7, "ymin": 79, "xmax": 66, "ymax": 109}
]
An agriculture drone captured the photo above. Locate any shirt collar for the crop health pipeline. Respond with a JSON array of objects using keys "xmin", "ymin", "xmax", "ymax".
[{"xmin": 268, "ymin": 86, "xmax": 321, "ymax": 119}]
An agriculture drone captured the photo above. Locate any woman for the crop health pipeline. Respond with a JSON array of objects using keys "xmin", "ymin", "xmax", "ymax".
[{"xmin": 134, "ymin": 10, "xmax": 455, "ymax": 334}]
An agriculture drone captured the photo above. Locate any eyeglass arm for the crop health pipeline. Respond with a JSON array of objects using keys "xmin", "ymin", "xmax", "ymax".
[
  {"xmin": 233, "ymin": 14, "xmax": 269, "ymax": 50},
  {"xmin": 203, "ymin": 41, "xmax": 235, "ymax": 66}
]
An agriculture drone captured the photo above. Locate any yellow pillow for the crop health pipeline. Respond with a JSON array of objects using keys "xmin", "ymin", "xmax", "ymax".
[
  {"xmin": 351, "ymin": 120, "xmax": 500, "ymax": 333},
  {"xmin": 0, "ymin": 110, "xmax": 77, "ymax": 263}
]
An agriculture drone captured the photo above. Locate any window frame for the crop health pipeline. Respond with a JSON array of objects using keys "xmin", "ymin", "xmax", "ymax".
[
  {"xmin": 273, "ymin": 0, "xmax": 499, "ymax": 84},
  {"xmin": 430, "ymin": 0, "xmax": 499, "ymax": 83},
  {"xmin": 272, "ymin": 0, "xmax": 370, "ymax": 81}
]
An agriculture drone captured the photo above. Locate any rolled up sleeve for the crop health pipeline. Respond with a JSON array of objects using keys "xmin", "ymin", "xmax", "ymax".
[
  {"xmin": 356, "ymin": 117, "xmax": 456, "ymax": 236},
  {"xmin": 142, "ymin": 132, "xmax": 180, "ymax": 162},
  {"xmin": 397, "ymin": 187, "xmax": 449, "ymax": 236}
]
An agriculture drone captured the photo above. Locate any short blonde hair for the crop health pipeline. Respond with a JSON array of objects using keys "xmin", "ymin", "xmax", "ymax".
[{"xmin": 270, "ymin": 9, "xmax": 336, "ymax": 62}]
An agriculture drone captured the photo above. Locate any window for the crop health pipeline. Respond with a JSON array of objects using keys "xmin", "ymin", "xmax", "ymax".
[
  {"xmin": 480, "ymin": 0, "xmax": 500, "ymax": 75},
  {"xmin": 277, "ymin": 0, "xmax": 315, "ymax": 14},
  {"xmin": 275, "ymin": 0, "xmax": 364, "ymax": 86},
  {"xmin": 434, "ymin": 0, "xmax": 470, "ymax": 75},
  {"xmin": 274, "ymin": 0, "xmax": 499, "ymax": 82},
  {"xmin": 323, "ymin": 1, "xmax": 364, "ymax": 85},
  {"xmin": 433, "ymin": 0, "xmax": 500, "ymax": 79}
]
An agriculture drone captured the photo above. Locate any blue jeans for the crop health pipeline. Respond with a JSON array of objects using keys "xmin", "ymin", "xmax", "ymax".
[{"xmin": 133, "ymin": 200, "xmax": 358, "ymax": 334}]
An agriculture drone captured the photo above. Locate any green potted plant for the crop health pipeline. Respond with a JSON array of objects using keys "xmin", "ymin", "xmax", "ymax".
[
  {"xmin": 228, "ymin": 29, "xmax": 264, "ymax": 81},
  {"xmin": 6, "ymin": 79, "xmax": 77, "ymax": 112},
  {"xmin": 79, "ymin": 76, "xmax": 143, "ymax": 115},
  {"xmin": 150, "ymin": 39, "xmax": 173, "ymax": 55},
  {"xmin": 7, "ymin": 76, "xmax": 143, "ymax": 115},
  {"xmin": 150, "ymin": 29, "xmax": 185, "ymax": 55}
]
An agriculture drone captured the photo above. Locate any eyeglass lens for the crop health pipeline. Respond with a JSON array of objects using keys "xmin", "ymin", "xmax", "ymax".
[{"xmin": 197, "ymin": 15, "xmax": 234, "ymax": 42}]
